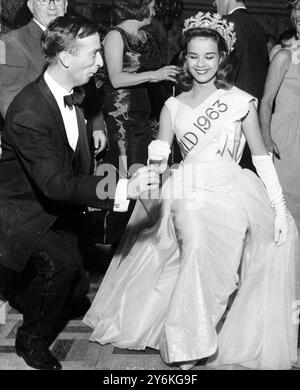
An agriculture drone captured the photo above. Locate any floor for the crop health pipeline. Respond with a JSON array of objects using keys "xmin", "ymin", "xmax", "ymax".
[
  {"xmin": 0, "ymin": 246, "xmax": 181, "ymax": 371},
  {"xmin": 0, "ymin": 280, "xmax": 206, "ymax": 371},
  {"xmin": 0, "ymin": 246, "xmax": 299, "ymax": 371}
]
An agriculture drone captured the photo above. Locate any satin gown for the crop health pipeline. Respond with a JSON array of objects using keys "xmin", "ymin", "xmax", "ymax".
[{"xmin": 84, "ymin": 87, "xmax": 300, "ymax": 370}]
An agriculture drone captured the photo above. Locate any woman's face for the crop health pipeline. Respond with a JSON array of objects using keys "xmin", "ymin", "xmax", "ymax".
[
  {"xmin": 143, "ymin": 0, "xmax": 156, "ymax": 25},
  {"xmin": 186, "ymin": 36, "xmax": 220, "ymax": 85}
]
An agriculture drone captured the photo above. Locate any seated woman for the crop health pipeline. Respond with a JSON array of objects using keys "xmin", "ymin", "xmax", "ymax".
[{"xmin": 84, "ymin": 12, "xmax": 300, "ymax": 370}]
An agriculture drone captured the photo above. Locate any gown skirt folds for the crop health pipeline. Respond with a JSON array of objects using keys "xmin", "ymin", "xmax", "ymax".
[{"xmin": 84, "ymin": 87, "xmax": 299, "ymax": 369}]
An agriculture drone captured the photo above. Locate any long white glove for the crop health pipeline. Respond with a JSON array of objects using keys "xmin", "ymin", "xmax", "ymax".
[
  {"xmin": 252, "ymin": 154, "xmax": 289, "ymax": 245},
  {"xmin": 148, "ymin": 140, "xmax": 171, "ymax": 173}
]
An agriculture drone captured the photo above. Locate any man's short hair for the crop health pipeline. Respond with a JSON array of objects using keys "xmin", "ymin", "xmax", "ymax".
[{"xmin": 41, "ymin": 16, "xmax": 99, "ymax": 63}]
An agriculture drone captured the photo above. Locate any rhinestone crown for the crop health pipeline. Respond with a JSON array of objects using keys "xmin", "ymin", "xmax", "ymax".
[{"xmin": 182, "ymin": 12, "xmax": 236, "ymax": 52}]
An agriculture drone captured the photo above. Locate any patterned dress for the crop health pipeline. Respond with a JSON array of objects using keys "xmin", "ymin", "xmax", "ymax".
[{"xmin": 100, "ymin": 27, "xmax": 161, "ymax": 174}]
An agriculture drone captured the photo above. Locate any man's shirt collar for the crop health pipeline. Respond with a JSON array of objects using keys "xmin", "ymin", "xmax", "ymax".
[
  {"xmin": 33, "ymin": 18, "xmax": 46, "ymax": 31},
  {"xmin": 44, "ymin": 71, "xmax": 73, "ymax": 103},
  {"xmin": 228, "ymin": 6, "xmax": 247, "ymax": 15}
]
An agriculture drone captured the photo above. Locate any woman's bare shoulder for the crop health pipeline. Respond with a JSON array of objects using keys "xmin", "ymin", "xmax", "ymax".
[
  {"xmin": 104, "ymin": 28, "xmax": 124, "ymax": 44},
  {"xmin": 271, "ymin": 47, "xmax": 292, "ymax": 66}
]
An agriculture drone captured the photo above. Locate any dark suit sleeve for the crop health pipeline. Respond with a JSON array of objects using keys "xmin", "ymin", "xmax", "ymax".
[{"xmin": 7, "ymin": 110, "xmax": 115, "ymax": 210}]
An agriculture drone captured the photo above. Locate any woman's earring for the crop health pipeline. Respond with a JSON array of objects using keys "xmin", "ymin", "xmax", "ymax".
[{"xmin": 183, "ymin": 62, "xmax": 189, "ymax": 77}]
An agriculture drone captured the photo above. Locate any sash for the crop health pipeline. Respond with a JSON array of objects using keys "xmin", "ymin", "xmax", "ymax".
[{"xmin": 176, "ymin": 88, "xmax": 253, "ymax": 160}]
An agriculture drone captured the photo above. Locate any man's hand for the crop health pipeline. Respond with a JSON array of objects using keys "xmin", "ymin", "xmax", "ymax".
[
  {"xmin": 93, "ymin": 130, "xmax": 107, "ymax": 155},
  {"xmin": 127, "ymin": 166, "xmax": 160, "ymax": 199}
]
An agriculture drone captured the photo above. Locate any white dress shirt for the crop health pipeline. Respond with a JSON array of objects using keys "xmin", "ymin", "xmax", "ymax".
[
  {"xmin": 228, "ymin": 6, "xmax": 246, "ymax": 15},
  {"xmin": 44, "ymin": 71, "xmax": 79, "ymax": 151},
  {"xmin": 44, "ymin": 71, "xmax": 129, "ymax": 211},
  {"xmin": 33, "ymin": 18, "xmax": 46, "ymax": 31}
]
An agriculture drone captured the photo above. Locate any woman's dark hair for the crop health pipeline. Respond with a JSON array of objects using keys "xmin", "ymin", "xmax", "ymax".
[
  {"xmin": 113, "ymin": 0, "xmax": 153, "ymax": 24},
  {"xmin": 42, "ymin": 16, "xmax": 99, "ymax": 63},
  {"xmin": 176, "ymin": 27, "xmax": 236, "ymax": 91},
  {"xmin": 279, "ymin": 28, "xmax": 296, "ymax": 44}
]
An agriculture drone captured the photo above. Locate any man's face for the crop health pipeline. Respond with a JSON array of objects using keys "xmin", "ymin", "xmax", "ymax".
[
  {"xmin": 214, "ymin": 0, "xmax": 229, "ymax": 16},
  {"xmin": 67, "ymin": 33, "xmax": 103, "ymax": 87},
  {"xmin": 27, "ymin": 0, "xmax": 68, "ymax": 27}
]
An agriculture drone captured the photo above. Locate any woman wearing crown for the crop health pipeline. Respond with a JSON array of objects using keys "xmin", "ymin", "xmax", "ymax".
[{"xmin": 84, "ymin": 12, "xmax": 300, "ymax": 370}]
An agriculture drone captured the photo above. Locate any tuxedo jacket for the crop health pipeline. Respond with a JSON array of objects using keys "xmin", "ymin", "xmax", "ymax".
[
  {"xmin": 0, "ymin": 19, "xmax": 46, "ymax": 117},
  {"xmin": 225, "ymin": 9, "xmax": 269, "ymax": 101},
  {"xmin": 0, "ymin": 75, "xmax": 115, "ymax": 272}
]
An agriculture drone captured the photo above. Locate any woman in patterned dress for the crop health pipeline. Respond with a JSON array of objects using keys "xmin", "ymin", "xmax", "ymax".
[{"xmin": 101, "ymin": 0, "xmax": 179, "ymax": 173}]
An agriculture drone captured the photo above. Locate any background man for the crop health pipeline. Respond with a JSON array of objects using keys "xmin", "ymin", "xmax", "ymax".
[
  {"xmin": 214, "ymin": 0, "xmax": 269, "ymax": 171},
  {"xmin": 0, "ymin": 0, "xmax": 105, "ymax": 162},
  {"xmin": 0, "ymin": 16, "xmax": 159, "ymax": 371},
  {"xmin": 0, "ymin": 0, "xmax": 68, "ymax": 117}
]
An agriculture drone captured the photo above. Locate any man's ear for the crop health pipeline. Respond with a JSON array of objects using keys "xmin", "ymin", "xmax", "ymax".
[{"xmin": 58, "ymin": 51, "xmax": 71, "ymax": 68}]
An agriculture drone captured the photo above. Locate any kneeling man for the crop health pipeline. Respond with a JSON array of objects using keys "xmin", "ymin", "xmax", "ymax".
[{"xmin": 0, "ymin": 16, "xmax": 159, "ymax": 370}]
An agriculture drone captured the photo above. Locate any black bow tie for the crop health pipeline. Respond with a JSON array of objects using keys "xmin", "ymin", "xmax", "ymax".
[{"xmin": 63, "ymin": 88, "xmax": 85, "ymax": 109}]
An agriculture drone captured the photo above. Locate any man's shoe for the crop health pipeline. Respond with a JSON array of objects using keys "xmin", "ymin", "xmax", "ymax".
[{"xmin": 15, "ymin": 340, "xmax": 62, "ymax": 370}]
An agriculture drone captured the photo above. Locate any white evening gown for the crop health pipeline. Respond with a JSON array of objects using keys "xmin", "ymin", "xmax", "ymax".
[{"xmin": 84, "ymin": 87, "xmax": 300, "ymax": 369}]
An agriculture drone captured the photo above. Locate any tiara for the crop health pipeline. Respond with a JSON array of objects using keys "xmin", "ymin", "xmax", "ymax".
[{"xmin": 182, "ymin": 12, "xmax": 236, "ymax": 53}]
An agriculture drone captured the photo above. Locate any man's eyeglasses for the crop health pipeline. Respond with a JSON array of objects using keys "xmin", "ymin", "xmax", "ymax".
[{"xmin": 37, "ymin": 0, "xmax": 65, "ymax": 5}]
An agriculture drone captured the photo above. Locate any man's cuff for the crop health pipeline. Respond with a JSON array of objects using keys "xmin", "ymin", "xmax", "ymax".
[{"xmin": 113, "ymin": 179, "xmax": 130, "ymax": 212}]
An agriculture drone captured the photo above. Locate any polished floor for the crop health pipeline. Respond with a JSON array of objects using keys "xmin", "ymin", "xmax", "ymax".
[
  {"xmin": 0, "ymin": 280, "xmax": 209, "ymax": 371},
  {"xmin": 0, "ymin": 246, "xmax": 299, "ymax": 371},
  {"xmin": 0, "ymin": 247, "xmax": 181, "ymax": 371}
]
